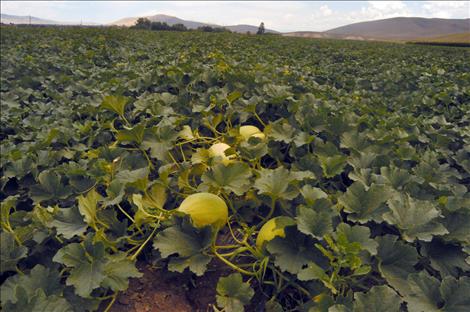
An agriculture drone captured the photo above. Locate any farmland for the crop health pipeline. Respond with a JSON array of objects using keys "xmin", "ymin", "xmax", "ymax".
[{"xmin": 1, "ymin": 27, "xmax": 470, "ymax": 311}]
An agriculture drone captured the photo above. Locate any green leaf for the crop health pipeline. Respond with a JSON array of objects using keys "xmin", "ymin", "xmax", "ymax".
[
  {"xmin": 30, "ymin": 170, "xmax": 72, "ymax": 202},
  {"xmin": 101, "ymin": 254, "xmax": 142, "ymax": 292},
  {"xmin": 335, "ymin": 223, "xmax": 378, "ymax": 256},
  {"xmin": 50, "ymin": 205, "xmax": 87, "ymax": 239},
  {"xmin": 404, "ymin": 271, "xmax": 441, "ymax": 312},
  {"xmin": 153, "ymin": 217, "xmax": 212, "ymax": 276},
  {"xmin": 440, "ymin": 211, "xmax": 470, "ymax": 245},
  {"xmin": 101, "ymin": 95, "xmax": 128, "ymax": 116},
  {"xmin": 338, "ymin": 182, "xmax": 390, "ymax": 223},
  {"xmin": 3, "ymin": 288, "xmax": 73, "ymax": 312},
  {"xmin": 227, "ymin": 90, "xmax": 242, "ymax": 105},
  {"xmin": 265, "ymin": 119, "xmax": 296, "ymax": 144},
  {"xmin": 1, "ymin": 265, "xmax": 62, "ymax": 305},
  {"xmin": 384, "ymin": 194, "xmax": 448, "ymax": 242},
  {"xmin": 77, "ymin": 189, "xmax": 101, "ymax": 229},
  {"xmin": 114, "ymin": 167, "xmax": 149, "ymax": 185},
  {"xmin": 267, "ymin": 227, "xmax": 324, "ymax": 274},
  {"xmin": 353, "ymin": 285, "xmax": 401, "ymax": 312},
  {"xmin": 216, "ymin": 273, "xmax": 254, "ymax": 312},
  {"xmin": 142, "ymin": 125, "xmax": 179, "ymax": 161},
  {"xmin": 296, "ymin": 201, "xmax": 335, "ymax": 239},
  {"xmin": 116, "ymin": 123, "xmax": 145, "ymax": 144},
  {"xmin": 238, "ymin": 138, "xmax": 268, "ymax": 160},
  {"xmin": 318, "ymin": 154, "xmax": 347, "ymax": 178},
  {"xmin": 0, "ymin": 231, "xmax": 27, "ymax": 273},
  {"xmin": 201, "ymin": 162, "xmax": 253, "ymax": 196},
  {"xmin": 374, "ymin": 166, "xmax": 412, "ymax": 191},
  {"xmin": 376, "ymin": 235, "xmax": 419, "ymax": 292},
  {"xmin": 297, "ymin": 261, "xmax": 329, "ymax": 283},
  {"xmin": 421, "ymin": 240, "xmax": 470, "ymax": 277},
  {"xmin": 440, "ymin": 276, "xmax": 470, "ymax": 312},
  {"xmin": 53, "ymin": 240, "xmax": 106, "ymax": 297},
  {"xmin": 254, "ymin": 166, "xmax": 309, "ymax": 200},
  {"xmin": 300, "ymin": 185, "xmax": 328, "ymax": 205}
]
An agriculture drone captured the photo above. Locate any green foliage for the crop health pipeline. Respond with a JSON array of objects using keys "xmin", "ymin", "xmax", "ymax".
[
  {"xmin": 216, "ymin": 273, "xmax": 254, "ymax": 312},
  {"xmin": 1, "ymin": 26, "xmax": 469, "ymax": 311}
]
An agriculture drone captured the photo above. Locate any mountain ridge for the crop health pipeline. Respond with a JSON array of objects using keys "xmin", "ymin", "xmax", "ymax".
[{"xmin": 325, "ymin": 17, "xmax": 470, "ymax": 40}]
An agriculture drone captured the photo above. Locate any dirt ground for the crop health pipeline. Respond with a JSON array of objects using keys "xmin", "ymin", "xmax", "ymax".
[{"xmin": 109, "ymin": 262, "xmax": 229, "ymax": 312}]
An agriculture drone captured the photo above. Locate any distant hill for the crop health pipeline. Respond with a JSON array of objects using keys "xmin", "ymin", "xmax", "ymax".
[
  {"xmin": 109, "ymin": 14, "xmax": 278, "ymax": 33},
  {"xmin": 282, "ymin": 31, "xmax": 375, "ymax": 41},
  {"xmin": 0, "ymin": 13, "xmax": 97, "ymax": 25},
  {"xmin": 110, "ymin": 14, "xmax": 215, "ymax": 28},
  {"xmin": 325, "ymin": 17, "xmax": 470, "ymax": 40},
  {"xmin": 411, "ymin": 32, "xmax": 470, "ymax": 43},
  {"xmin": 1, "ymin": 13, "xmax": 63, "ymax": 25}
]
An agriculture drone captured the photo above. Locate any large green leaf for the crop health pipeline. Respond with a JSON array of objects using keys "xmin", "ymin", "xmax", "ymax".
[
  {"xmin": 254, "ymin": 166, "xmax": 312, "ymax": 200},
  {"xmin": 101, "ymin": 95, "xmax": 128, "ymax": 116},
  {"xmin": 335, "ymin": 223, "xmax": 378, "ymax": 256},
  {"xmin": 201, "ymin": 162, "xmax": 253, "ymax": 196},
  {"xmin": 53, "ymin": 240, "xmax": 106, "ymax": 297},
  {"xmin": 338, "ymin": 182, "xmax": 390, "ymax": 223},
  {"xmin": 404, "ymin": 271, "xmax": 441, "ymax": 312},
  {"xmin": 153, "ymin": 217, "xmax": 212, "ymax": 276},
  {"xmin": 77, "ymin": 189, "xmax": 101, "ymax": 229},
  {"xmin": 384, "ymin": 194, "xmax": 448, "ymax": 242},
  {"xmin": 353, "ymin": 285, "xmax": 401, "ymax": 312},
  {"xmin": 376, "ymin": 235, "xmax": 419, "ymax": 292},
  {"xmin": 216, "ymin": 273, "xmax": 254, "ymax": 312},
  {"xmin": 49, "ymin": 205, "xmax": 87, "ymax": 239},
  {"xmin": 266, "ymin": 227, "xmax": 325, "ymax": 274},
  {"xmin": 0, "ymin": 231, "xmax": 27, "ymax": 273},
  {"xmin": 440, "ymin": 276, "xmax": 470, "ymax": 312},
  {"xmin": 30, "ymin": 170, "xmax": 72, "ymax": 202},
  {"xmin": 296, "ymin": 199, "xmax": 335, "ymax": 239}
]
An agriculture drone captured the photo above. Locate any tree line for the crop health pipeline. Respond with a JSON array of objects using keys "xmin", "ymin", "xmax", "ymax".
[{"xmin": 132, "ymin": 17, "xmax": 266, "ymax": 34}]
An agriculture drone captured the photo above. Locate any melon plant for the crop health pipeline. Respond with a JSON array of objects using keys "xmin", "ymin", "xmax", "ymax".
[
  {"xmin": 208, "ymin": 142, "xmax": 235, "ymax": 164},
  {"xmin": 177, "ymin": 192, "xmax": 228, "ymax": 229},
  {"xmin": 256, "ymin": 217, "xmax": 296, "ymax": 250},
  {"xmin": 239, "ymin": 125, "xmax": 265, "ymax": 140}
]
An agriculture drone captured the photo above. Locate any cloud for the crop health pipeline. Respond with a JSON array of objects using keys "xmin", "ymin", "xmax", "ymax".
[
  {"xmin": 319, "ymin": 5, "xmax": 332, "ymax": 17},
  {"xmin": 421, "ymin": 1, "xmax": 470, "ymax": 19}
]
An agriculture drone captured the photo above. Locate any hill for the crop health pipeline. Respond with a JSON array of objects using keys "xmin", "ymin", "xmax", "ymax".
[
  {"xmin": 412, "ymin": 32, "xmax": 470, "ymax": 43},
  {"xmin": 282, "ymin": 31, "xmax": 376, "ymax": 41},
  {"xmin": 325, "ymin": 17, "xmax": 470, "ymax": 40},
  {"xmin": 109, "ymin": 14, "xmax": 215, "ymax": 29},
  {"xmin": 1, "ymin": 13, "xmax": 63, "ymax": 25},
  {"xmin": 109, "ymin": 14, "xmax": 278, "ymax": 33}
]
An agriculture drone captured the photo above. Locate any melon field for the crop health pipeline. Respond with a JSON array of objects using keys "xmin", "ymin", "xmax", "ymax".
[{"xmin": 1, "ymin": 27, "xmax": 469, "ymax": 312}]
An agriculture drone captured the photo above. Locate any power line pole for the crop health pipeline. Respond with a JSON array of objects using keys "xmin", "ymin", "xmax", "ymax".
[{"xmin": 29, "ymin": 15, "xmax": 31, "ymax": 25}]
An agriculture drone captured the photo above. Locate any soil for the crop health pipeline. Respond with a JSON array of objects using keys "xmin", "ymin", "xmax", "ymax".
[
  {"xmin": 109, "ymin": 262, "xmax": 231, "ymax": 312},
  {"xmin": 108, "ymin": 229, "xmax": 257, "ymax": 312}
]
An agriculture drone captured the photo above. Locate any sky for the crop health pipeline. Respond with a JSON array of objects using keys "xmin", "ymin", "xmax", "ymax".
[{"xmin": 1, "ymin": 1, "xmax": 469, "ymax": 32}]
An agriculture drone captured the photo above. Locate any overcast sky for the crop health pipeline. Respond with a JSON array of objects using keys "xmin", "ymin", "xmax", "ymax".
[{"xmin": 1, "ymin": 1, "xmax": 469, "ymax": 32}]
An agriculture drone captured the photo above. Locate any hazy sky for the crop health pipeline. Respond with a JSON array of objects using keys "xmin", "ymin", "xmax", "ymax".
[{"xmin": 1, "ymin": 1, "xmax": 469, "ymax": 32}]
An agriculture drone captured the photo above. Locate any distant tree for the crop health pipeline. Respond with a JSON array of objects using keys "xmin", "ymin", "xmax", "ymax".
[
  {"xmin": 197, "ymin": 26, "xmax": 230, "ymax": 33},
  {"xmin": 150, "ymin": 21, "xmax": 170, "ymax": 31},
  {"xmin": 246, "ymin": 31, "xmax": 251, "ymax": 35},
  {"xmin": 171, "ymin": 23, "xmax": 187, "ymax": 31},
  {"xmin": 257, "ymin": 22, "xmax": 265, "ymax": 35},
  {"xmin": 134, "ymin": 17, "xmax": 152, "ymax": 29}
]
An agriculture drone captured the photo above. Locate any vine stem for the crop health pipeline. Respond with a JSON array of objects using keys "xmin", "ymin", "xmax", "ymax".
[
  {"xmin": 212, "ymin": 246, "xmax": 257, "ymax": 276},
  {"xmin": 271, "ymin": 266, "xmax": 312, "ymax": 298},
  {"xmin": 140, "ymin": 148, "xmax": 155, "ymax": 170},
  {"xmin": 130, "ymin": 219, "xmax": 161, "ymax": 261},
  {"xmin": 103, "ymin": 292, "xmax": 118, "ymax": 312},
  {"xmin": 254, "ymin": 112, "xmax": 266, "ymax": 127}
]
